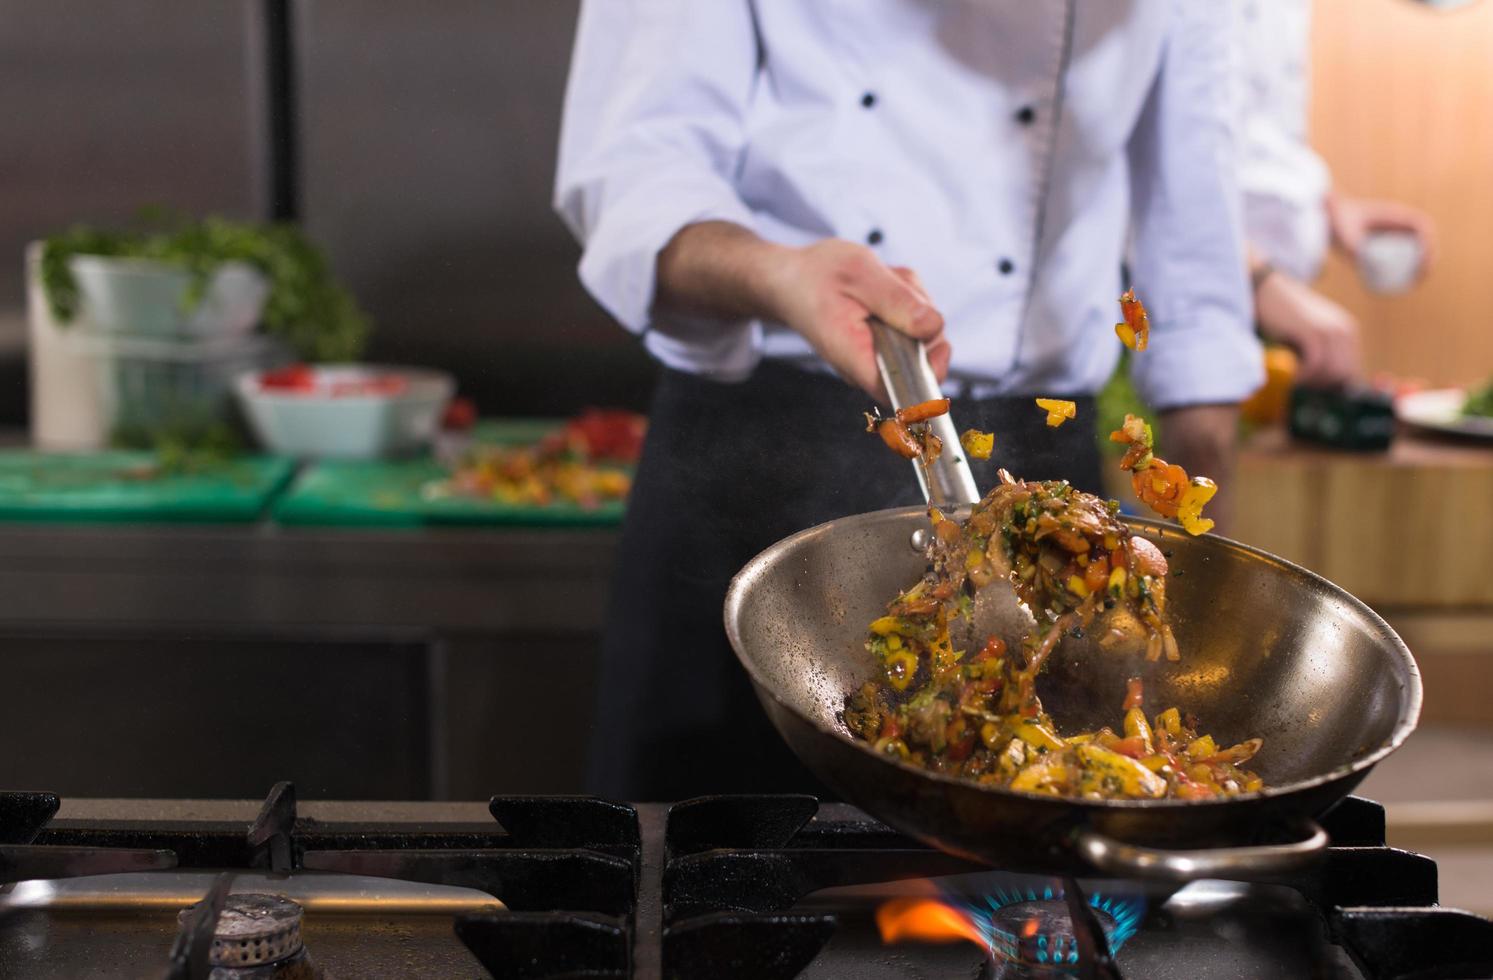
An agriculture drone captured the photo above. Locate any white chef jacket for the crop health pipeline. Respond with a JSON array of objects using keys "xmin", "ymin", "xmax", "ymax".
[
  {"xmin": 1232, "ymin": 0, "xmax": 1332, "ymax": 281},
  {"xmin": 555, "ymin": 0, "xmax": 1263, "ymax": 410}
]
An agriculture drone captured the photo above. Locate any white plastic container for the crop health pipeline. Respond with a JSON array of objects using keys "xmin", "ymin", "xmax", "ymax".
[
  {"xmin": 68, "ymin": 255, "xmax": 269, "ymax": 338},
  {"xmin": 235, "ymin": 365, "xmax": 454, "ymax": 459},
  {"xmin": 27, "ymin": 241, "xmax": 103, "ymax": 449},
  {"xmin": 1357, "ymin": 231, "xmax": 1423, "ymax": 295}
]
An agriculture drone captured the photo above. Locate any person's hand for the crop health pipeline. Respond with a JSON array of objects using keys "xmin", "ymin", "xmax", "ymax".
[
  {"xmin": 1254, "ymin": 271, "xmax": 1362, "ymax": 387},
  {"xmin": 763, "ymin": 239, "xmax": 948, "ymax": 400},
  {"xmin": 1327, "ymin": 192, "xmax": 1438, "ymax": 277},
  {"xmin": 1156, "ymin": 403, "xmax": 1240, "ymax": 533}
]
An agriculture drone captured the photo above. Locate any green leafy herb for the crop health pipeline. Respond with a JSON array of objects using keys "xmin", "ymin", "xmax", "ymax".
[
  {"xmin": 1465, "ymin": 378, "xmax": 1493, "ymax": 419},
  {"xmin": 40, "ymin": 213, "xmax": 370, "ymax": 362}
]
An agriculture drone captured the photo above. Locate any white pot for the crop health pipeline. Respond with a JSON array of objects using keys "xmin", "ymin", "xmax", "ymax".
[{"xmin": 68, "ymin": 255, "xmax": 270, "ymax": 339}]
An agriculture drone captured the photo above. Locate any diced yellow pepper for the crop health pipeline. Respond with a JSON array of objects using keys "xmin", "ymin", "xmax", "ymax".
[
  {"xmin": 884, "ymin": 650, "xmax": 919, "ymax": 691},
  {"xmin": 1140, "ymin": 755, "xmax": 1170, "ymax": 772},
  {"xmin": 1155, "ymin": 707, "xmax": 1182, "ymax": 738},
  {"xmin": 1011, "ymin": 759, "xmax": 1070, "ymax": 794},
  {"xmin": 1035, "ymin": 398, "xmax": 1078, "ymax": 428},
  {"xmin": 1067, "ymin": 574, "xmax": 1090, "ymax": 598},
  {"xmin": 1123, "ymin": 707, "xmax": 1154, "ymax": 754},
  {"xmin": 1016, "ymin": 722, "xmax": 1067, "ymax": 752},
  {"xmin": 1077, "ymin": 744, "xmax": 1167, "ymax": 799},
  {"xmin": 885, "ymin": 634, "xmax": 903, "ymax": 651},
  {"xmin": 1185, "ymin": 734, "xmax": 1218, "ymax": 760},
  {"xmin": 1178, "ymin": 477, "xmax": 1218, "ymax": 536},
  {"xmin": 869, "ymin": 616, "xmax": 901, "ymax": 636},
  {"xmin": 1107, "ymin": 566, "xmax": 1127, "ymax": 596},
  {"xmin": 958, "ymin": 429, "xmax": 995, "ymax": 461}
]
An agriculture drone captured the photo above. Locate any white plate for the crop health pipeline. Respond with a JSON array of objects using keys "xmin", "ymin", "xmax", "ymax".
[{"xmin": 1394, "ymin": 388, "xmax": 1493, "ymax": 441}]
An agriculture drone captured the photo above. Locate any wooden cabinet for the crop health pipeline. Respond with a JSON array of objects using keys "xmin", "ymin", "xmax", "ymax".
[{"xmin": 1234, "ymin": 431, "xmax": 1493, "ymax": 727}]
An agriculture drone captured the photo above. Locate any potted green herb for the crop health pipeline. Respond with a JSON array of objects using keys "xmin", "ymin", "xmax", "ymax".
[{"xmin": 40, "ymin": 215, "xmax": 370, "ymax": 361}]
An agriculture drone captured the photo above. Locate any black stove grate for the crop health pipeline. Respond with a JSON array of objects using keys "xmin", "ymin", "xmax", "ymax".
[
  {"xmin": 4, "ymin": 787, "xmax": 1493, "ymax": 979},
  {"xmin": 1333, "ymin": 906, "xmax": 1493, "ymax": 980},
  {"xmin": 0, "ymin": 790, "xmax": 59, "ymax": 845},
  {"xmin": 457, "ymin": 910, "xmax": 631, "ymax": 979},
  {"xmin": 2, "ymin": 782, "xmax": 641, "ymax": 979}
]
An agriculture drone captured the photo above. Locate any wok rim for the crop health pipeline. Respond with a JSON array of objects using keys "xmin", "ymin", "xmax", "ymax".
[{"xmin": 724, "ymin": 505, "xmax": 1423, "ymax": 812}]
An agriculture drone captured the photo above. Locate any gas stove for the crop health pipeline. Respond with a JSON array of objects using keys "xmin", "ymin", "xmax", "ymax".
[{"xmin": 2, "ymin": 783, "xmax": 1491, "ymax": 979}]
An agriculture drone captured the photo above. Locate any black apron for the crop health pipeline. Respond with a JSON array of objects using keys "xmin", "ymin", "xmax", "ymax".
[{"xmin": 586, "ymin": 360, "xmax": 1103, "ymax": 800}]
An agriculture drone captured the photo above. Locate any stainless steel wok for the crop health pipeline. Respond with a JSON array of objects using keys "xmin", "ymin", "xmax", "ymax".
[
  {"xmin": 723, "ymin": 320, "xmax": 1420, "ymax": 881},
  {"xmin": 724, "ymin": 506, "xmax": 1421, "ymax": 880}
]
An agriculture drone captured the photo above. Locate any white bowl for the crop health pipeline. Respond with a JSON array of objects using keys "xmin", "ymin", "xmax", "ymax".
[
  {"xmin": 235, "ymin": 364, "xmax": 455, "ymax": 459},
  {"xmin": 69, "ymin": 255, "xmax": 269, "ymax": 338}
]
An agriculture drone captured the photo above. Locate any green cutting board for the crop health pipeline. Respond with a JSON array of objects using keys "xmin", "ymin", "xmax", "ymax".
[
  {"xmin": 273, "ymin": 459, "xmax": 627, "ymax": 527},
  {"xmin": 273, "ymin": 419, "xmax": 628, "ymax": 528},
  {"xmin": 0, "ymin": 451, "xmax": 296, "ymax": 523}
]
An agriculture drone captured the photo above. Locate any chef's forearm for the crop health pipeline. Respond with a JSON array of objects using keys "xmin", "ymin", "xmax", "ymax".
[{"xmin": 654, "ymin": 220, "xmax": 796, "ymax": 323}]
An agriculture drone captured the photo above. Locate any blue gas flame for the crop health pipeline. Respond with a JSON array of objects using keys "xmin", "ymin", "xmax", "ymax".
[{"xmin": 939, "ymin": 876, "xmax": 1145, "ymax": 971}]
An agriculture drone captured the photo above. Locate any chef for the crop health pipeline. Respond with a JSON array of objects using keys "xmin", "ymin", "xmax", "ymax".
[
  {"xmin": 1233, "ymin": 0, "xmax": 1438, "ymax": 386},
  {"xmin": 555, "ymin": 2, "xmax": 1263, "ymax": 799}
]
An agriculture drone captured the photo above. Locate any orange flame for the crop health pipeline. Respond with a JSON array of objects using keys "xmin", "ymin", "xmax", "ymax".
[{"xmin": 876, "ymin": 898, "xmax": 986, "ymax": 947}]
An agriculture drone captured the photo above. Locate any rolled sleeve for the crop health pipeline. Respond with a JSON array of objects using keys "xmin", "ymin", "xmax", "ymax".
[
  {"xmin": 575, "ymin": 172, "xmax": 757, "ymax": 337},
  {"xmin": 1126, "ymin": 1, "xmax": 1263, "ymax": 410},
  {"xmin": 555, "ymin": 0, "xmax": 761, "ymax": 371}
]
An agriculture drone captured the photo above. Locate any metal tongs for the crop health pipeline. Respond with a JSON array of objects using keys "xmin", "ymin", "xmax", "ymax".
[{"xmin": 868, "ymin": 316, "xmax": 981, "ymax": 508}]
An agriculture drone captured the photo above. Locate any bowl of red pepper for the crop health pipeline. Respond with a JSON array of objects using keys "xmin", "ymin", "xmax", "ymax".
[{"xmin": 236, "ymin": 363, "xmax": 454, "ymax": 458}]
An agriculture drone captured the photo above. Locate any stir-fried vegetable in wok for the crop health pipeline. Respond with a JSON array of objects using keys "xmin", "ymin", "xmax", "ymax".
[
  {"xmin": 1109, "ymin": 413, "xmax": 1218, "ymax": 536},
  {"xmin": 1115, "ymin": 288, "xmax": 1150, "ymax": 352},
  {"xmin": 866, "ymin": 398, "xmax": 951, "ymax": 462},
  {"xmin": 849, "ymin": 358, "xmax": 1260, "ymax": 799},
  {"xmin": 845, "ymin": 657, "xmax": 1263, "ymax": 799},
  {"xmin": 843, "ymin": 473, "xmax": 1262, "ymax": 799},
  {"xmin": 1035, "ymin": 398, "xmax": 1078, "ymax": 428}
]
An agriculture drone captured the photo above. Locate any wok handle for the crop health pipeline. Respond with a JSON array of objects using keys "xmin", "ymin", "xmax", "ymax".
[
  {"xmin": 1073, "ymin": 819, "xmax": 1330, "ymax": 882},
  {"xmin": 868, "ymin": 316, "xmax": 981, "ymax": 507}
]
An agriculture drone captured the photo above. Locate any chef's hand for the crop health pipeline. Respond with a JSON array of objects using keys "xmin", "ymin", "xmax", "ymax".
[
  {"xmin": 1157, "ymin": 403, "xmax": 1240, "ymax": 533},
  {"xmin": 655, "ymin": 222, "xmax": 947, "ymax": 401},
  {"xmin": 1254, "ymin": 270, "xmax": 1362, "ymax": 387},
  {"xmin": 764, "ymin": 239, "xmax": 948, "ymax": 400},
  {"xmin": 1327, "ymin": 192, "xmax": 1439, "ymax": 277}
]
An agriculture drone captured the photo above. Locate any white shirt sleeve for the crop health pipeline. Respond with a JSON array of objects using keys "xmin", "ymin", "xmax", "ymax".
[
  {"xmin": 554, "ymin": 0, "xmax": 762, "ymax": 370},
  {"xmin": 1230, "ymin": 0, "xmax": 1332, "ymax": 281},
  {"xmin": 1125, "ymin": 2, "xmax": 1264, "ymax": 411}
]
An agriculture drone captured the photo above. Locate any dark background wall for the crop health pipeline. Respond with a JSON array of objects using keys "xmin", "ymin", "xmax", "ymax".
[{"xmin": 0, "ymin": 0, "xmax": 657, "ymax": 424}]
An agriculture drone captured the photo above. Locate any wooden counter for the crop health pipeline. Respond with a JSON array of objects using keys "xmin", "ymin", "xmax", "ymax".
[
  {"xmin": 1234, "ymin": 429, "xmax": 1493, "ymax": 606},
  {"xmin": 1233, "ymin": 430, "xmax": 1493, "ymax": 728}
]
